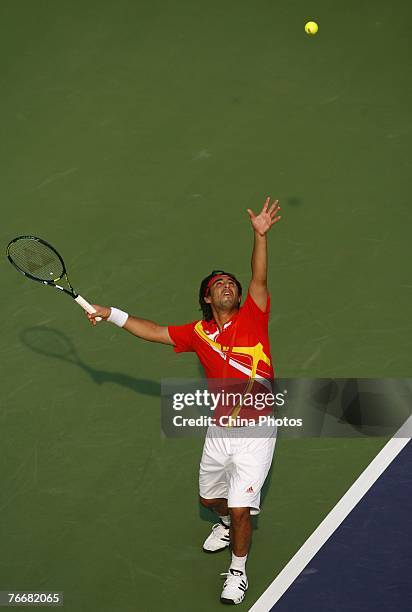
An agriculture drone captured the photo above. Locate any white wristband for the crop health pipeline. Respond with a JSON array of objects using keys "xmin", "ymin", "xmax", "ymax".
[{"xmin": 108, "ymin": 307, "xmax": 129, "ymax": 328}]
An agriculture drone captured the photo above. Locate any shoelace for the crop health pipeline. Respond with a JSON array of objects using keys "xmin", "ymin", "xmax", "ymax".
[
  {"xmin": 220, "ymin": 571, "xmax": 245, "ymax": 584},
  {"xmin": 212, "ymin": 522, "xmax": 229, "ymax": 532}
]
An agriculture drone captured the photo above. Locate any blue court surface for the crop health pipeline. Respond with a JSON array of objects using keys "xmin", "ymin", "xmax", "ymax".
[{"xmin": 252, "ymin": 428, "xmax": 411, "ymax": 611}]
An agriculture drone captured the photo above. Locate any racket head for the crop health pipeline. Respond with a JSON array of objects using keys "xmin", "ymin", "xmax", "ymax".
[{"xmin": 7, "ymin": 235, "xmax": 67, "ymax": 285}]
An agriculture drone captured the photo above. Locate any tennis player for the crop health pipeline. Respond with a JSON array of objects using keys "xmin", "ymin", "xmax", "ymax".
[{"xmin": 87, "ymin": 197, "xmax": 281, "ymax": 605}]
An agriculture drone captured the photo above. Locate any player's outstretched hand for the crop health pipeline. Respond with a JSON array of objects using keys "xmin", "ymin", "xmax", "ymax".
[
  {"xmin": 86, "ymin": 305, "xmax": 111, "ymax": 326},
  {"xmin": 247, "ymin": 197, "xmax": 281, "ymax": 236}
]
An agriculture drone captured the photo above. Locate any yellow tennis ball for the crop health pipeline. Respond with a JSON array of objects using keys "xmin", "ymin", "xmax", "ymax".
[{"xmin": 305, "ymin": 21, "xmax": 318, "ymax": 35}]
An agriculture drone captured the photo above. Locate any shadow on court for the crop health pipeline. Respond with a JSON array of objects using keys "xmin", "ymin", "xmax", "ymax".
[
  {"xmin": 20, "ymin": 326, "xmax": 160, "ymax": 397},
  {"xmin": 285, "ymin": 196, "xmax": 303, "ymax": 206}
]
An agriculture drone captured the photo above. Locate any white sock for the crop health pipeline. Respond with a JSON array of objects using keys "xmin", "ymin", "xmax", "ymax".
[
  {"xmin": 219, "ymin": 515, "xmax": 231, "ymax": 527},
  {"xmin": 230, "ymin": 552, "xmax": 247, "ymax": 573}
]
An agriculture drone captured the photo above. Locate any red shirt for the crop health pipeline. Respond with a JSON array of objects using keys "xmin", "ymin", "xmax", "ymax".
[{"xmin": 168, "ymin": 291, "xmax": 274, "ymax": 422}]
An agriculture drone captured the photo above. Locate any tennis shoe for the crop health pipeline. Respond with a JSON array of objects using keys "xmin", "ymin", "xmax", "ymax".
[
  {"xmin": 220, "ymin": 569, "xmax": 248, "ymax": 605},
  {"xmin": 203, "ymin": 522, "xmax": 230, "ymax": 553}
]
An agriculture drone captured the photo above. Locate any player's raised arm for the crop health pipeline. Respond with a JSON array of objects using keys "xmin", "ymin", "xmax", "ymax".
[
  {"xmin": 247, "ymin": 196, "xmax": 281, "ymax": 311},
  {"xmin": 86, "ymin": 306, "xmax": 174, "ymax": 345}
]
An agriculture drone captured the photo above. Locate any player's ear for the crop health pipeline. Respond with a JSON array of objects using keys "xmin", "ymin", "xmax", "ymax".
[{"xmin": 204, "ymin": 295, "xmax": 211, "ymax": 304}]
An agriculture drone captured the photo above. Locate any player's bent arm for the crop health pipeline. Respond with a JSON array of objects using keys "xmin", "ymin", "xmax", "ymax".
[
  {"xmin": 86, "ymin": 305, "xmax": 175, "ymax": 346},
  {"xmin": 124, "ymin": 316, "xmax": 174, "ymax": 345}
]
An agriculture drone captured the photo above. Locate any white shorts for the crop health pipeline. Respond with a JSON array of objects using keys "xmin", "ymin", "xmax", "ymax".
[{"xmin": 199, "ymin": 423, "xmax": 277, "ymax": 515}]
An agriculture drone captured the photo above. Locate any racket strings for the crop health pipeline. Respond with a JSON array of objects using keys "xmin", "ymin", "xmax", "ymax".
[{"xmin": 8, "ymin": 238, "xmax": 64, "ymax": 281}]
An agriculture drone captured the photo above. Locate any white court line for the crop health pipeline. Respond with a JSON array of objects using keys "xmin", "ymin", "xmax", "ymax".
[{"xmin": 249, "ymin": 415, "xmax": 412, "ymax": 612}]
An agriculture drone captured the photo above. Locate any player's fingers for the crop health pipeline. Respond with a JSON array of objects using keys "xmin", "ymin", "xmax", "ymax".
[
  {"xmin": 87, "ymin": 313, "xmax": 103, "ymax": 326},
  {"xmin": 247, "ymin": 208, "xmax": 255, "ymax": 219},
  {"xmin": 89, "ymin": 305, "xmax": 106, "ymax": 319},
  {"xmin": 85, "ymin": 313, "xmax": 95, "ymax": 325},
  {"xmin": 272, "ymin": 215, "xmax": 282, "ymax": 224},
  {"xmin": 262, "ymin": 196, "xmax": 270, "ymax": 213},
  {"xmin": 268, "ymin": 200, "xmax": 279, "ymax": 214}
]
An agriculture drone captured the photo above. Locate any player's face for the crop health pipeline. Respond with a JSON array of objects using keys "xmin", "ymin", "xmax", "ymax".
[{"xmin": 205, "ymin": 276, "xmax": 240, "ymax": 311}]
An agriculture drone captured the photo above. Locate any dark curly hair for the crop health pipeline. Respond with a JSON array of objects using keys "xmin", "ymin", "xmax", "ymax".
[{"xmin": 199, "ymin": 270, "xmax": 242, "ymax": 322}]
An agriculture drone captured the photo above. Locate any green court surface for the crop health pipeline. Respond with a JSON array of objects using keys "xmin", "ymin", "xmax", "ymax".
[{"xmin": 1, "ymin": 1, "xmax": 411, "ymax": 610}]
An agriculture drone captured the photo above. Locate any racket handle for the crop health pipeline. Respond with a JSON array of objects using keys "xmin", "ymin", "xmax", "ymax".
[{"xmin": 74, "ymin": 295, "xmax": 102, "ymax": 322}]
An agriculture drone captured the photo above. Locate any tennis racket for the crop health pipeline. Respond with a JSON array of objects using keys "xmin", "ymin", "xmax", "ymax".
[{"xmin": 7, "ymin": 235, "xmax": 102, "ymax": 321}]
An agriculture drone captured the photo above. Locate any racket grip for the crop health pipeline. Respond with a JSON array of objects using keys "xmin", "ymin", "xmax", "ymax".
[{"xmin": 75, "ymin": 295, "xmax": 103, "ymax": 322}]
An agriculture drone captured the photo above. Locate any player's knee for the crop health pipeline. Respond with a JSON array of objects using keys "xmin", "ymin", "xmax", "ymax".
[
  {"xmin": 199, "ymin": 496, "xmax": 216, "ymax": 509},
  {"xmin": 229, "ymin": 507, "xmax": 250, "ymax": 524}
]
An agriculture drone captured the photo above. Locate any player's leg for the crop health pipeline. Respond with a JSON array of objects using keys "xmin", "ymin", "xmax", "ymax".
[
  {"xmin": 221, "ymin": 429, "xmax": 276, "ymax": 605},
  {"xmin": 199, "ymin": 496, "xmax": 228, "ymax": 517},
  {"xmin": 229, "ymin": 506, "xmax": 252, "ymax": 557},
  {"xmin": 199, "ymin": 428, "xmax": 231, "ymax": 552},
  {"xmin": 219, "ymin": 506, "xmax": 251, "ymax": 605}
]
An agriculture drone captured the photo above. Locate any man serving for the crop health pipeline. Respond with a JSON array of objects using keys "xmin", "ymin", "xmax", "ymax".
[{"xmin": 87, "ymin": 197, "xmax": 281, "ymax": 605}]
